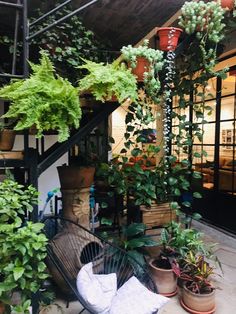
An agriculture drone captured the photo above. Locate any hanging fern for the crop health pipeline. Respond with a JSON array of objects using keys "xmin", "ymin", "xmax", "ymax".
[
  {"xmin": 78, "ymin": 59, "xmax": 138, "ymax": 103},
  {"xmin": 0, "ymin": 51, "xmax": 82, "ymax": 142}
]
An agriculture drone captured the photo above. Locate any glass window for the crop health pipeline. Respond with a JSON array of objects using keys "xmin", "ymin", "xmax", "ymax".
[
  {"xmin": 221, "ymin": 73, "xmax": 236, "ymax": 97},
  {"xmin": 220, "ymin": 96, "xmax": 235, "ymax": 121},
  {"xmin": 220, "ymin": 121, "xmax": 235, "ymax": 146}
]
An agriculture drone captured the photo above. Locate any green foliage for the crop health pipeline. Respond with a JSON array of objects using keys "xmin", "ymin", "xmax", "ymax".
[
  {"xmin": 0, "ymin": 52, "xmax": 81, "ymax": 142},
  {"xmin": 121, "ymin": 40, "xmax": 164, "ymax": 102},
  {"xmin": 0, "ymin": 178, "xmax": 48, "ymax": 311},
  {"xmin": 0, "ymin": 0, "xmax": 109, "ymax": 84},
  {"xmin": 78, "ymin": 59, "xmax": 138, "ymax": 103},
  {"xmin": 160, "ymin": 221, "xmax": 216, "ymax": 259},
  {"xmin": 180, "ymin": 252, "xmax": 216, "ymax": 294},
  {"xmin": 178, "ymin": 1, "xmax": 225, "ymax": 43},
  {"xmin": 101, "ymin": 220, "xmax": 156, "ymax": 267}
]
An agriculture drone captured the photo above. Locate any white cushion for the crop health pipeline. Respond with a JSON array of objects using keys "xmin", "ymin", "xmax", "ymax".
[
  {"xmin": 109, "ymin": 276, "xmax": 169, "ymax": 314},
  {"xmin": 76, "ymin": 262, "xmax": 117, "ymax": 314}
]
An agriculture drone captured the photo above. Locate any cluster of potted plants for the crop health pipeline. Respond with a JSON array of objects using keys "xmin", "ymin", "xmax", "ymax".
[{"xmin": 148, "ymin": 221, "xmax": 220, "ymax": 313}]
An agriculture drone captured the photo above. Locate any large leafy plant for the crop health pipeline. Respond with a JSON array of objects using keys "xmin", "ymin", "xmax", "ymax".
[
  {"xmin": 101, "ymin": 221, "xmax": 156, "ymax": 267},
  {"xmin": 78, "ymin": 59, "xmax": 138, "ymax": 103},
  {"xmin": 0, "ymin": 178, "xmax": 48, "ymax": 313},
  {"xmin": 0, "ymin": 52, "xmax": 82, "ymax": 142}
]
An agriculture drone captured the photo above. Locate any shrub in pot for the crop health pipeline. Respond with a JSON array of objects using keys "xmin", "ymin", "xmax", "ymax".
[
  {"xmin": 149, "ymin": 244, "xmax": 180, "ymax": 296},
  {"xmin": 180, "ymin": 252, "xmax": 217, "ymax": 313},
  {"xmin": 0, "ymin": 178, "xmax": 48, "ymax": 313},
  {"xmin": 0, "ymin": 51, "xmax": 82, "ymax": 142}
]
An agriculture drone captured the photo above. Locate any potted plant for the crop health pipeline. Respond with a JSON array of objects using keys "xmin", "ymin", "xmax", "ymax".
[
  {"xmin": 78, "ymin": 58, "xmax": 138, "ymax": 103},
  {"xmin": 217, "ymin": 0, "xmax": 234, "ymax": 10},
  {"xmin": 0, "ymin": 51, "xmax": 82, "ymax": 142},
  {"xmin": 121, "ymin": 40, "xmax": 164, "ymax": 101},
  {"xmin": 57, "ymin": 150, "xmax": 98, "ymax": 224},
  {"xmin": 157, "ymin": 27, "xmax": 183, "ymax": 51},
  {"xmin": 178, "ymin": 1, "xmax": 225, "ymax": 43},
  {"xmin": 0, "ymin": 178, "xmax": 48, "ymax": 313},
  {"xmin": 149, "ymin": 227, "xmax": 181, "ymax": 296},
  {"xmin": 180, "ymin": 252, "xmax": 217, "ymax": 313},
  {"xmin": 0, "ymin": 119, "xmax": 16, "ymax": 151}
]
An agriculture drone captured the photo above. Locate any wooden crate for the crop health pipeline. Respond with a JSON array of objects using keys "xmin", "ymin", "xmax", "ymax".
[{"xmin": 140, "ymin": 202, "xmax": 176, "ymax": 228}]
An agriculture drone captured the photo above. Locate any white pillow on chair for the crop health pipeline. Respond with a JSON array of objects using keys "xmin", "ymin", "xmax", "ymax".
[
  {"xmin": 109, "ymin": 276, "xmax": 169, "ymax": 314},
  {"xmin": 76, "ymin": 262, "xmax": 117, "ymax": 314}
]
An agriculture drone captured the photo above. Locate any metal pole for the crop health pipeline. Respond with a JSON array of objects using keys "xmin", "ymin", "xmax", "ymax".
[
  {"xmin": 29, "ymin": 0, "xmax": 72, "ymax": 28},
  {"xmin": 0, "ymin": 1, "xmax": 22, "ymax": 9},
  {"xmin": 0, "ymin": 73, "xmax": 24, "ymax": 78},
  {"xmin": 12, "ymin": 0, "xmax": 20, "ymax": 74},
  {"xmin": 27, "ymin": 0, "xmax": 100, "ymax": 41},
  {"xmin": 22, "ymin": 0, "xmax": 29, "ymax": 77}
]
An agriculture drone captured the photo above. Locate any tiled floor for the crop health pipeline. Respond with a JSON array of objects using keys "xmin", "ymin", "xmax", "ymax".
[{"xmin": 45, "ymin": 220, "xmax": 236, "ymax": 313}]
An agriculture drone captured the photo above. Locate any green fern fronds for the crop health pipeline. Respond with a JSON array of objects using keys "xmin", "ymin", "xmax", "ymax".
[{"xmin": 0, "ymin": 51, "xmax": 81, "ymax": 142}]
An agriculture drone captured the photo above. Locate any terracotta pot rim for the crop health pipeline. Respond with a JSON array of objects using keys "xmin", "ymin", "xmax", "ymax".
[
  {"xmin": 149, "ymin": 258, "xmax": 173, "ymax": 272},
  {"xmin": 57, "ymin": 165, "xmax": 95, "ymax": 169},
  {"xmin": 157, "ymin": 27, "xmax": 183, "ymax": 33},
  {"xmin": 183, "ymin": 284, "xmax": 215, "ymax": 297}
]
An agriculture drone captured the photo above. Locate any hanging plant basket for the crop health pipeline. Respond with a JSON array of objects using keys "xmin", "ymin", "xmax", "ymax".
[
  {"xmin": 157, "ymin": 27, "xmax": 183, "ymax": 51},
  {"xmin": 130, "ymin": 57, "xmax": 150, "ymax": 82},
  {"xmin": 219, "ymin": 0, "xmax": 234, "ymax": 10}
]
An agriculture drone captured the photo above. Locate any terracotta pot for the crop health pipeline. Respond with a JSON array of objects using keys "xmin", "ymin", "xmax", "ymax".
[
  {"xmin": 157, "ymin": 27, "xmax": 183, "ymax": 51},
  {"xmin": 149, "ymin": 258, "xmax": 177, "ymax": 296},
  {"xmin": 57, "ymin": 166, "xmax": 95, "ymax": 189},
  {"xmin": 0, "ymin": 129, "xmax": 16, "ymax": 151},
  {"xmin": 219, "ymin": 0, "xmax": 234, "ymax": 10},
  {"xmin": 0, "ymin": 302, "xmax": 5, "ymax": 314},
  {"xmin": 130, "ymin": 57, "xmax": 150, "ymax": 82},
  {"xmin": 181, "ymin": 284, "xmax": 216, "ymax": 313}
]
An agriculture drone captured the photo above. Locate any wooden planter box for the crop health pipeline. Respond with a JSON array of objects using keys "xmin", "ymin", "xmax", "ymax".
[{"xmin": 140, "ymin": 202, "xmax": 176, "ymax": 228}]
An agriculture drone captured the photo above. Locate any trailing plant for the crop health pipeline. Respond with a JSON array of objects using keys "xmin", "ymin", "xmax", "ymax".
[
  {"xmin": 78, "ymin": 59, "xmax": 138, "ymax": 103},
  {"xmin": 121, "ymin": 40, "xmax": 164, "ymax": 102},
  {"xmin": 0, "ymin": 178, "xmax": 48, "ymax": 313},
  {"xmin": 178, "ymin": 1, "xmax": 225, "ymax": 43},
  {"xmin": 0, "ymin": 51, "xmax": 82, "ymax": 142}
]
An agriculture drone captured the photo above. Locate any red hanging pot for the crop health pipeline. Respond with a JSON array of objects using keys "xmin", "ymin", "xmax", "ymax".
[
  {"xmin": 157, "ymin": 27, "xmax": 183, "ymax": 52},
  {"xmin": 219, "ymin": 0, "xmax": 234, "ymax": 10},
  {"xmin": 130, "ymin": 57, "xmax": 150, "ymax": 82}
]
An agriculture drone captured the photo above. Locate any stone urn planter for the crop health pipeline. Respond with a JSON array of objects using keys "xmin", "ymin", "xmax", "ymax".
[
  {"xmin": 181, "ymin": 284, "xmax": 216, "ymax": 314},
  {"xmin": 149, "ymin": 258, "xmax": 178, "ymax": 296},
  {"xmin": 57, "ymin": 165, "xmax": 95, "ymax": 226}
]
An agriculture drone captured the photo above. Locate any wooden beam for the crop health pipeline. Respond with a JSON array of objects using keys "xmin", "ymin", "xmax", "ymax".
[{"xmin": 117, "ymin": 7, "xmax": 182, "ymax": 64}]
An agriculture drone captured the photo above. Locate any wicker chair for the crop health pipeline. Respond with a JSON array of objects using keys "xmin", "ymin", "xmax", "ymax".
[{"xmin": 43, "ymin": 216, "xmax": 158, "ymax": 313}]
